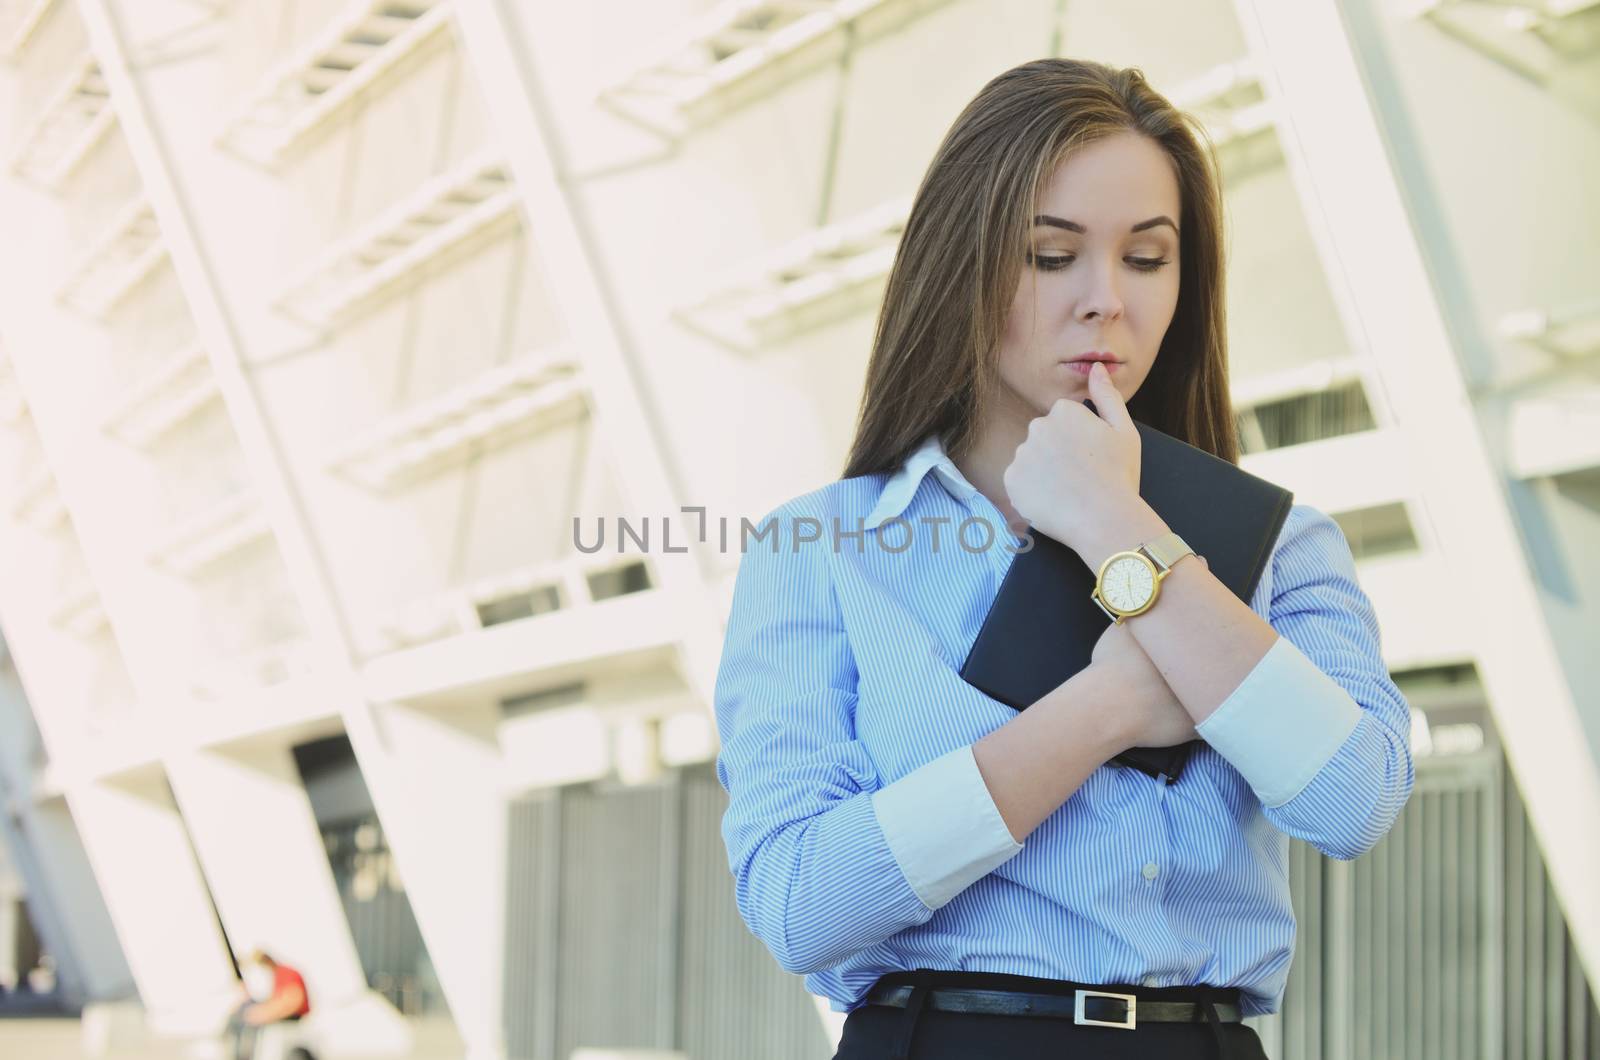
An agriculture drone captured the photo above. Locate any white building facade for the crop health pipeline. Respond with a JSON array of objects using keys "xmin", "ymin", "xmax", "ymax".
[{"xmin": 0, "ymin": 1, "xmax": 1596, "ymax": 1058}]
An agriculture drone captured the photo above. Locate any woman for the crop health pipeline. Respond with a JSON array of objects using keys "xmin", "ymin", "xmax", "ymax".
[{"xmin": 712, "ymin": 58, "xmax": 1414, "ymax": 1060}]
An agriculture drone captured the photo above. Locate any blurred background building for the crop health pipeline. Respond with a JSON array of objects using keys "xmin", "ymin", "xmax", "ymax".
[{"xmin": 0, "ymin": 0, "xmax": 1596, "ymax": 1058}]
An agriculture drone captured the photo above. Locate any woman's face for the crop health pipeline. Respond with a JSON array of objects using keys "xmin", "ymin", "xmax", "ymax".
[{"xmin": 995, "ymin": 131, "xmax": 1183, "ymax": 420}]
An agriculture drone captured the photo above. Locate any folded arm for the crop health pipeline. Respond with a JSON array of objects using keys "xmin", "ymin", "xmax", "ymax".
[
  {"xmin": 1081, "ymin": 502, "xmax": 1415, "ymax": 860},
  {"xmin": 714, "ymin": 504, "xmax": 1024, "ymax": 974}
]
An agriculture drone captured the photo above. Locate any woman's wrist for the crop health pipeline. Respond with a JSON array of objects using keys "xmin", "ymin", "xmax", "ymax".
[
  {"xmin": 974, "ymin": 659, "xmax": 1137, "ymax": 844},
  {"xmin": 1050, "ymin": 663, "xmax": 1136, "ymax": 760},
  {"xmin": 1073, "ymin": 498, "xmax": 1170, "ymax": 572}
]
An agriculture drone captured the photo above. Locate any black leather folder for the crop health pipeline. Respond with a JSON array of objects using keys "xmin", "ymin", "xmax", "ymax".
[{"xmin": 958, "ymin": 416, "xmax": 1294, "ymax": 784}]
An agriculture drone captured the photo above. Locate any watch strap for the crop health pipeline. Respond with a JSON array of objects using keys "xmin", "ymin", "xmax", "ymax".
[{"xmin": 1141, "ymin": 531, "xmax": 1194, "ymax": 573}]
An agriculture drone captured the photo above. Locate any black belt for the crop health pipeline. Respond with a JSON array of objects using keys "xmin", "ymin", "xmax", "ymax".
[
  {"xmin": 865, "ymin": 970, "xmax": 1244, "ymax": 1060},
  {"xmin": 865, "ymin": 982, "xmax": 1243, "ymax": 1026}
]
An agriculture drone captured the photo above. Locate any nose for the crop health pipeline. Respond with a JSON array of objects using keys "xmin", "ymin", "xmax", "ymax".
[{"xmin": 1075, "ymin": 258, "xmax": 1124, "ymax": 324}]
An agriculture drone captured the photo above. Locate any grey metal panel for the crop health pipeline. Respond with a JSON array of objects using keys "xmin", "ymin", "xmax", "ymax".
[
  {"xmin": 319, "ymin": 816, "xmax": 443, "ymax": 1016},
  {"xmin": 1270, "ymin": 832, "xmax": 1324, "ymax": 1060},
  {"xmin": 1573, "ymin": 904, "xmax": 1597, "ymax": 1059},
  {"xmin": 554, "ymin": 780, "xmax": 677, "ymax": 1059},
  {"xmin": 503, "ymin": 798, "xmax": 533, "ymax": 1060},
  {"xmin": 1482, "ymin": 777, "xmax": 1500, "ymax": 1059},
  {"xmin": 1423, "ymin": 790, "xmax": 1439, "ymax": 1060},
  {"xmin": 505, "ymin": 793, "xmax": 560, "ymax": 1060},
  {"xmin": 1373, "ymin": 799, "xmax": 1391, "ymax": 1057},
  {"xmin": 1384, "ymin": 807, "xmax": 1404, "ymax": 1058},
  {"xmin": 1409, "ymin": 794, "xmax": 1426, "ymax": 1060},
  {"xmin": 292, "ymin": 734, "xmax": 445, "ymax": 1017},
  {"xmin": 1349, "ymin": 818, "xmax": 1370, "ymax": 1060},
  {"xmin": 503, "ymin": 765, "xmax": 832, "ymax": 1060},
  {"xmin": 1442, "ymin": 789, "xmax": 1459, "ymax": 1060},
  {"xmin": 1522, "ymin": 774, "xmax": 1542, "ymax": 1060},
  {"xmin": 678, "ymin": 764, "xmax": 832, "ymax": 1060},
  {"xmin": 1324, "ymin": 856, "xmax": 1353, "ymax": 1060},
  {"xmin": 1464, "ymin": 785, "xmax": 1482, "ymax": 1060},
  {"xmin": 503, "ymin": 748, "xmax": 1600, "ymax": 1060},
  {"xmin": 1545, "ymin": 859, "xmax": 1561, "ymax": 1058},
  {"xmin": 1501, "ymin": 763, "xmax": 1600, "ymax": 1060},
  {"xmin": 1512, "ymin": 759, "xmax": 1530, "ymax": 1060},
  {"xmin": 1253, "ymin": 748, "xmax": 1600, "ymax": 1060}
]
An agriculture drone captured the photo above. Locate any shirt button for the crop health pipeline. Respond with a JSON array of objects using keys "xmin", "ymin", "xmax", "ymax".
[{"xmin": 1142, "ymin": 862, "xmax": 1160, "ymax": 880}]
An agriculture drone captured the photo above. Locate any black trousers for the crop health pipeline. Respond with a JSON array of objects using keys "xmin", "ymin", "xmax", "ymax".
[{"xmin": 830, "ymin": 970, "xmax": 1270, "ymax": 1060}]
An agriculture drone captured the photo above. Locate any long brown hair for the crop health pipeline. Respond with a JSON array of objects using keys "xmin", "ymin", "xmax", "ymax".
[{"xmin": 842, "ymin": 57, "xmax": 1237, "ymax": 481}]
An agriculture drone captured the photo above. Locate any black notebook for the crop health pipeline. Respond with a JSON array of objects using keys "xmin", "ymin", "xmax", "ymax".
[{"xmin": 958, "ymin": 418, "xmax": 1293, "ymax": 784}]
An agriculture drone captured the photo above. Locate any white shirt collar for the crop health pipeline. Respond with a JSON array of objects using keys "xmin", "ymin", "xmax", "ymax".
[{"xmin": 862, "ymin": 432, "xmax": 981, "ymax": 531}]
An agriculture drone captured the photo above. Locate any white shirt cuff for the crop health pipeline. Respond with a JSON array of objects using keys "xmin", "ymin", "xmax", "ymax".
[
  {"xmin": 871, "ymin": 743, "xmax": 1024, "ymax": 910},
  {"xmin": 1195, "ymin": 634, "xmax": 1363, "ymax": 808}
]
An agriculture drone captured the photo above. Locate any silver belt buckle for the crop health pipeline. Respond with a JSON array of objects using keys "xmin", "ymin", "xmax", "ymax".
[{"xmin": 1074, "ymin": 988, "xmax": 1137, "ymax": 1030}]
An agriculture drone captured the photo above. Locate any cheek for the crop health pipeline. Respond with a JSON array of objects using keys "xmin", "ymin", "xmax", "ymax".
[
  {"xmin": 1123, "ymin": 363, "xmax": 1155, "ymax": 399},
  {"xmin": 1133, "ymin": 272, "xmax": 1180, "ymax": 322},
  {"xmin": 1002, "ymin": 283, "xmax": 1036, "ymax": 343},
  {"xmin": 997, "ymin": 286, "xmax": 1038, "ymax": 372},
  {"xmin": 996, "ymin": 337, "xmax": 1029, "ymax": 392},
  {"xmin": 1157, "ymin": 270, "xmax": 1182, "ymax": 322}
]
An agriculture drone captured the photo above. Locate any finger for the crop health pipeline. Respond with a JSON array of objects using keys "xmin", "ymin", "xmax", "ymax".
[{"xmin": 1087, "ymin": 361, "xmax": 1135, "ymax": 432}]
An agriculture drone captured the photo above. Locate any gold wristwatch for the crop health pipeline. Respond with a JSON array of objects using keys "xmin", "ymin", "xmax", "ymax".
[{"xmin": 1090, "ymin": 531, "xmax": 1196, "ymax": 623}]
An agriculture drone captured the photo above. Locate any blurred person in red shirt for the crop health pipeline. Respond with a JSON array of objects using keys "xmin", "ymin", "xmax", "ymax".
[{"xmin": 225, "ymin": 949, "xmax": 311, "ymax": 1060}]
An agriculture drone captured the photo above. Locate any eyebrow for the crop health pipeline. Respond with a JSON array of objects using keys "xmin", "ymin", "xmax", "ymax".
[{"xmin": 1032, "ymin": 214, "xmax": 1179, "ymax": 235}]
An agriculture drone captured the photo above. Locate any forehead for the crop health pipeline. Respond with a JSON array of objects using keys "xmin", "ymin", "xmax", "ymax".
[{"xmin": 1035, "ymin": 132, "xmax": 1181, "ymax": 225}]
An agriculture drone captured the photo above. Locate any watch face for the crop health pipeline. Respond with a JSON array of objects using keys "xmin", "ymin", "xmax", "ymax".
[{"xmin": 1103, "ymin": 555, "xmax": 1156, "ymax": 613}]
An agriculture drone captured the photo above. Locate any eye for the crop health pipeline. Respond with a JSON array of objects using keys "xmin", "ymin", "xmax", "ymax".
[{"xmin": 1025, "ymin": 252, "xmax": 1172, "ymax": 273}]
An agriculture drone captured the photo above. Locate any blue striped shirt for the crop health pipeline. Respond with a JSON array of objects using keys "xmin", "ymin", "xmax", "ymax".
[{"xmin": 712, "ymin": 432, "xmax": 1414, "ymax": 1016}]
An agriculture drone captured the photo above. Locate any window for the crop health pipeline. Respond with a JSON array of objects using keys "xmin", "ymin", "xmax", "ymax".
[
  {"xmin": 1236, "ymin": 379, "xmax": 1376, "ymax": 453},
  {"xmin": 586, "ymin": 561, "xmax": 652, "ymax": 601},
  {"xmin": 1332, "ymin": 501, "xmax": 1420, "ymax": 560},
  {"xmin": 501, "ymin": 681, "xmax": 586, "ymax": 720},
  {"xmin": 476, "ymin": 583, "xmax": 563, "ymax": 627}
]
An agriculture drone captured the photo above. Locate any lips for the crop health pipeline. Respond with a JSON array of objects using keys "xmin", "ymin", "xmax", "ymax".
[{"xmin": 1063, "ymin": 360, "xmax": 1119, "ymax": 375}]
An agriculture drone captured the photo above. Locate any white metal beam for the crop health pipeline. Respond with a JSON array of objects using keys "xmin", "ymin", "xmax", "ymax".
[
  {"xmin": 1233, "ymin": 0, "xmax": 1600, "ymax": 1001},
  {"xmin": 216, "ymin": 0, "xmax": 453, "ymax": 167},
  {"xmin": 6, "ymin": 53, "xmax": 115, "ymax": 189},
  {"xmin": 0, "ymin": 0, "xmax": 59, "ymax": 58},
  {"xmin": 452, "ymin": 0, "xmax": 731, "ymax": 713},
  {"xmin": 40, "ymin": 2, "xmax": 396, "ymax": 1037},
  {"xmin": 74, "ymin": 5, "xmax": 514, "ymax": 1055},
  {"xmin": 271, "ymin": 150, "xmax": 520, "ymax": 328}
]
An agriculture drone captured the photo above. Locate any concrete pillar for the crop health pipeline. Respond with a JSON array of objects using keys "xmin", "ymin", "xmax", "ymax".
[
  {"xmin": 166, "ymin": 742, "xmax": 413, "ymax": 1051},
  {"xmin": 342, "ymin": 697, "xmax": 508, "ymax": 1060},
  {"xmin": 163, "ymin": 746, "xmax": 365, "ymax": 999},
  {"xmin": 67, "ymin": 771, "xmax": 236, "ymax": 1035}
]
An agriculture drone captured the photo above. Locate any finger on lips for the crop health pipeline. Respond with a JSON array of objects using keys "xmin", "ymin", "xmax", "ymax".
[{"xmin": 1087, "ymin": 361, "xmax": 1136, "ymax": 429}]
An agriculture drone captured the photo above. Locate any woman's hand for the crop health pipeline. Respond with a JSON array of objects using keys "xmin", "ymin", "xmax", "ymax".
[
  {"xmin": 1089, "ymin": 619, "xmax": 1197, "ymax": 749},
  {"xmin": 1003, "ymin": 361, "xmax": 1144, "ymax": 555}
]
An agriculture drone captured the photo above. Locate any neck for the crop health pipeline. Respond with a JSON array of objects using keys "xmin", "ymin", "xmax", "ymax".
[{"xmin": 951, "ymin": 394, "xmax": 1034, "ymax": 530}]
